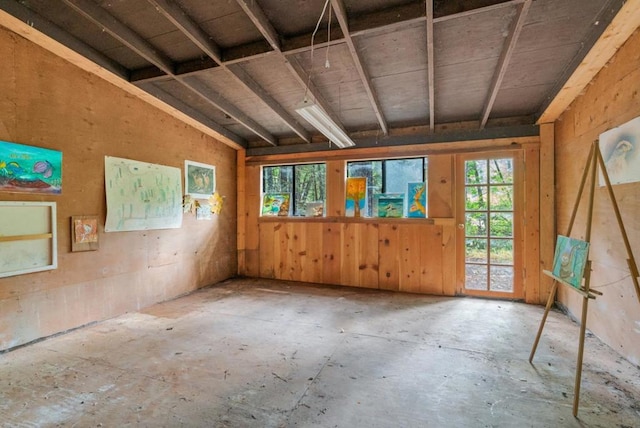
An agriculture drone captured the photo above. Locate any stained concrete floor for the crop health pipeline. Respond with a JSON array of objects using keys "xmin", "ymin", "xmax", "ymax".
[{"xmin": 1, "ymin": 278, "xmax": 639, "ymax": 428}]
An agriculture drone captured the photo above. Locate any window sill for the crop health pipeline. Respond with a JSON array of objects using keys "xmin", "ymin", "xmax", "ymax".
[{"xmin": 258, "ymin": 216, "xmax": 454, "ymax": 226}]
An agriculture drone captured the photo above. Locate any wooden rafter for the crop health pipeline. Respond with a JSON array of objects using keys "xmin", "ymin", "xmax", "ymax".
[
  {"xmin": 62, "ymin": 0, "xmax": 278, "ymax": 146},
  {"xmin": 479, "ymin": 0, "xmax": 532, "ymax": 129},
  {"xmin": 233, "ymin": 0, "xmax": 350, "ymax": 140},
  {"xmin": 426, "ymin": 0, "xmax": 435, "ymax": 132},
  {"xmin": 331, "ymin": 0, "xmax": 388, "ymax": 135},
  {"xmin": 148, "ymin": 0, "xmax": 310, "ymax": 143}
]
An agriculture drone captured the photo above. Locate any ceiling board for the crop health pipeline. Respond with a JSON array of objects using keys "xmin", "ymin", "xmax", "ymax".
[{"xmin": 372, "ymin": 70, "xmax": 429, "ymax": 126}]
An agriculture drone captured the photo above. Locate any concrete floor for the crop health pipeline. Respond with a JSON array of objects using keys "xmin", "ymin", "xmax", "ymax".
[{"xmin": 1, "ymin": 278, "xmax": 638, "ymax": 428}]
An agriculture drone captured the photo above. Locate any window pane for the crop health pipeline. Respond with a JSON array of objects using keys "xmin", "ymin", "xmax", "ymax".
[
  {"xmin": 490, "ymin": 265, "xmax": 514, "ymax": 292},
  {"xmin": 385, "ymin": 159, "xmax": 423, "ymax": 193},
  {"xmin": 465, "ymin": 212, "xmax": 487, "ymax": 236},
  {"xmin": 489, "ymin": 158, "xmax": 513, "ymax": 184},
  {"xmin": 490, "ymin": 213, "xmax": 513, "ymax": 237},
  {"xmin": 490, "ymin": 239, "xmax": 513, "ymax": 264},
  {"xmin": 465, "ymin": 238, "xmax": 487, "ymax": 263},
  {"xmin": 466, "ymin": 265, "xmax": 487, "ymax": 290},
  {"xmin": 263, "ymin": 166, "xmax": 292, "ymax": 194},
  {"xmin": 294, "ymin": 164, "xmax": 326, "ymax": 216},
  {"xmin": 465, "ymin": 186, "xmax": 488, "ymax": 210},
  {"xmin": 489, "ymin": 185, "xmax": 513, "ymax": 210},
  {"xmin": 465, "ymin": 160, "xmax": 487, "ymax": 184}
]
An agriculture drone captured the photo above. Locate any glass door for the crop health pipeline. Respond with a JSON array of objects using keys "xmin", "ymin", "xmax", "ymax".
[{"xmin": 457, "ymin": 153, "xmax": 523, "ymax": 299}]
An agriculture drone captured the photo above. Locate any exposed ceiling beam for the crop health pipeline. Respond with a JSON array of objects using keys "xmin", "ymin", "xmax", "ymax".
[
  {"xmin": 479, "ymin": 0, "xmax": 532, "ymax": 129},
  {"xmin": 426, "ymin": 0, "xmax": 435, "ymax": 132},
  {"xmin": 138, "ymin": 82, "xmax": 246, "ymax": 147},
  {"xmin": 62, "ymin": 0, "xmax": 277, "ymax": 146},
  {"xmin": 331, "ymin": 0, "xmax": 388, "ymax": 135},
  {"xmin": 148, "ymin": 0, "xmax": 309, "ymax": 142},
  {"xmin": 434, "ymin": 0, "xmax": 526, "ymax": 23},
  {"xmin": 234, "ymin": 0, "xmax": 350, "ymax": 140},
  {"xmin": 537, "ymin": 0, "xmax": 635, "ymax": 123}
]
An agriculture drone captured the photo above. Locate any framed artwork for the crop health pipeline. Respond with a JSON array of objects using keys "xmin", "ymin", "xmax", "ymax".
[
  {"xmin": 261, "ymin": 193, "xmax": 291, "ymax": 216},
  {"xmin": 345, "ymin": 177, "xmax": 367, "ymax": 217},
  {"xmin": 0, "ymin": 140, "xmax": 62, "ymax": 194},
  {"xmin": 305, "ymin": 201, "xmax": 324, "ymax": 217},
  {"xmin": 0, "ymin": 201, "xmax": 57, "ymax": 278},
  {"xmin": 552, "ymin": 235, "xmax": 590, "ymax": 288},
  {"xmin": 71, "ymin": 215, "xmax": 99, "ymax": 252},
  {"xmin": 377, "ymin": 194, "xmax": 404, "ymax": 218},
  {"xmin": 196, "ymin": 204, "xmax": 212, "ymax": 220},
  {"xmin": 185, "ymin": 160, "xmax": 216, "ymax": 199},
  {"xmin": 407, "ymin": 182, "xmax": 427, "ymax": 218},
  {"xmin": 599, "ymin": 115, "xmax": 640, "ymax": 186}
]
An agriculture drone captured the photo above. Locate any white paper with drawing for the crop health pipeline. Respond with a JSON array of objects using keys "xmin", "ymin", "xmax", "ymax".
[
  {"xmin": 599, "ymin": 116, "xmax": 640, "ymax": 186},
  {"xmin": 105, "ymin": 156, "xmax": 182, "ymax": 232}
]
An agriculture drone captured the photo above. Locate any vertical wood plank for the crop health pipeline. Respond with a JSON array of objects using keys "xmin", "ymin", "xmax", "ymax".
[
  {"xmin": 399, "ymin": 225, "xmax": 422, "ymax": 292},
  {"xmin": 539, "ymin": 123, "xmax": 555, "ymax": 305},
  {"xmin": 323, "ymin": 223, "xmax": 342, "ymax": 285},
  {"xmin": 302, "ymin": 223, "xmax": 323, "ymax": 282},
  {"xmin": 290, "ymin": 222, "xmax": 305, "ymax": 281},
  {"xmin": 378, "ymin": 224, "xmax": 400, "ymax": 290},
  {"xmin": 420, "ymin": 224, "xmax": 444, "ymax": 295},
  {"xmin": 359, "ymin": 224, "xmax": 379, "ymax": 288},
  {"xmin": 342, "ymin": 223, "xmax": 359, "ymax": 287},
  {"xmin": 258, "ymin": 223, "xmax": 275, "ymax": 278},
  {"xmin": 524, "ymin": 144, "xmax": 541, "ymax": 304},
  {"xmin": 428, "ymin": 154, "xmax": 454, "ymax": 218},
  {"xmin": 244, "ymin": 164, "xmax": 261, "ymax": 277},
  {"xmin": 237, "ymin": 150, "xmax": 246, "ymax": 275},
  {"xmin": 326, "ymin": 160, "xmax": 345, "ymax": 217},
  {"xmin": 440, "ymin": 222, "xmax": 457, "ymax": 296}
]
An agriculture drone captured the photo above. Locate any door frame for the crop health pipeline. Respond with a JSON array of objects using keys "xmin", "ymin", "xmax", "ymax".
[{"xmin": 455, "ymin": 149, "xmax": 525, "ymax": 299}]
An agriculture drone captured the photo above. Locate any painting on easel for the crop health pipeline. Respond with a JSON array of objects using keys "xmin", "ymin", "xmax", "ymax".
[
  {"xmin": 552, "ymin": 235, "xmax": 590, "ymax": 288},
  {"xmin": 599, "ymin": 115, "xmax": 640, "ymax": 186}
]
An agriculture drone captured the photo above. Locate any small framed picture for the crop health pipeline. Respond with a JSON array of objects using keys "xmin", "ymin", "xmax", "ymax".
[
  {"xmin": 185, "ymin": 160, "xmax": 216, "ymax": 199},
  {"xmin": 71, "ymin": 215, "xmax": 99, "ymax": 252}
]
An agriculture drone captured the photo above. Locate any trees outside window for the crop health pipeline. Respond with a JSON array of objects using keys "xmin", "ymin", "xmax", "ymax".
[{"xmin": 262, "ymin": 164, "xmax": 326, "ymax": 216}]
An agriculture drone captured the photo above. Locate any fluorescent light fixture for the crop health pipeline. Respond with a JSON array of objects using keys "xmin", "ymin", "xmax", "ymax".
[{"xmin": 295, "ymin": 101, "xmax": 355, "ymax": 148}]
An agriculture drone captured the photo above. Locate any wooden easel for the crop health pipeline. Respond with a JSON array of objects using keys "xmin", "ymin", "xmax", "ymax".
[{"xmin": 529, "ymin": 140, "xmax": 640, "ymax": 417}]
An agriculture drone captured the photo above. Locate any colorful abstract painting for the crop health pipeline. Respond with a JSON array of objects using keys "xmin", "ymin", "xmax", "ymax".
[
  {"xmin": 599, "ymin": 116, "xmax": 640, "ymax": 186},
  {"xmin": 377, "ymin": 194, "xmax": 404, "ymax": 218},
  {"xmin": 407, "ymin": 182, "xmax": 427, "ymax": 218},
  {"xmin": 262, "ymin": 193, "xmax": 291, "ymax": 216},
  {"xmin": 0, "ymin": 140, "xmax": 62, "ymax": 194},
  {"xmin": 345, "ymin": 177, "xmax": 367, "ymax": 217},
  {"xmin": 552, "ymin": 235, "xmax": 590, "ymax": 288}
]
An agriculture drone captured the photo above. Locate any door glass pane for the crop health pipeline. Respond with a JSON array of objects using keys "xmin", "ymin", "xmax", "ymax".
[
  {"xmin": 465, "ymin": 213, "xmax": 487, "ymax": 236},
  {"xmin": 490, "ymin": 213, "xmax": 513, "ymax": 237},
  {"xmin": 466, "ymin": 265, "xmax": 488, "ymax": 290},
  {"xmin": 490, "ymin": 266, "xmax": 514, "ymax": 292},
  {"xmin": 465, "ymin": 160, "xmax": 487, "ymax": 184},
  {"xmin": 489, "ymin": 185, "xmax": 513, "ymax": 210},
  {"xmin": 489, "ymin": 159, "xmax": 513, "ymax": 184},
  {"xmin": 465, "ymin": 186, "xmax": 488, "ymax": 210},
  {"xmin": 490, "ymin": 239, "xmax": 513, "ymax": 264},
  {"xmin": 466, "ymin": 238, "xmax": 487, "ymax": 263}
]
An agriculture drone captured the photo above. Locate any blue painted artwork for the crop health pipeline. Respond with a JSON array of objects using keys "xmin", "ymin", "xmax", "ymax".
[
  {"xmin": 552, "ymin": 235, "xmax": 590, "ymax": 288},
  {"xmin": 377, "ymin": 194, "xmax": 404, "ymax": 218},
  {"xmin": 407, "ymin": 182, "xmax": 427, "ymax": 218},
  {"xmin": 0, "ymin": 140, "xmax": 62, "ymax": 194}
]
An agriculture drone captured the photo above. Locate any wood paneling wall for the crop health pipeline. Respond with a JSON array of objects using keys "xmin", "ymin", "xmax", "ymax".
[
  {"xmin": 554, "ymin": 29, "xmax": 640, "ymax": 364},
  {"xmin": 240, "ymin": 137, "xmax": 542, "ymax": 302},
  {"xmin": 0, "ymin": 28, "xmax": 237, "ymax": 351}
]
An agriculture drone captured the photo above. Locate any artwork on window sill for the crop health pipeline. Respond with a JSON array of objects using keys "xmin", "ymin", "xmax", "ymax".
[
  {"xmin": 407, "ymin": 182, "xmax": 427, "ymax": 218},
  {"xmin": 599, "ymin": 115, "xmax": 640, "ymax": 186},
  {"xmin": 305, "ymin": 201, "xmax": 324, "ymax": 217},
  {"xmin": 71, "ymin": 215, "xmax": 99, "ymax": 252},
  {"xmin": 552, "ymin": 235, "xmax": 590, "ymax": 288},
  {"xmin": 185, "ymin": 160, "xmax": 216, "ymax": 199},
  {"xmin": 0, "ymin": 140, "xmax": 62, "ymax": 194},
  {"xmin": 377, "ymin": 193, "xmax": 404, "ymax": 218},
  {"xmin": 262, "ymin": 193, "xmax": 291, "ymax": 216},
  {"xmin": 345, "ymin": 177, "xmax": 367, "ymax": 217}
]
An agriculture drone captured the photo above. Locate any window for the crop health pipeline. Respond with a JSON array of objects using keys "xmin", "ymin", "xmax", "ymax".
[
  {"xmin": 262, "ymin": 163, "xmax": 326, "ymax": 216},
  {"xmin": 347, "ymin": 158, "xmax": 428, "ymax": 216}
]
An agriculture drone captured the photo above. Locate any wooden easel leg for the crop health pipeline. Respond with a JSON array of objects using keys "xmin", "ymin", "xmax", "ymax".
[
  {"xmin": 573, "ymin": 295, "xmax": 589, "ymax": 417},
  {"xmin": 529, "ymin": 281, "xmax": 558, "ymax": 363}
]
